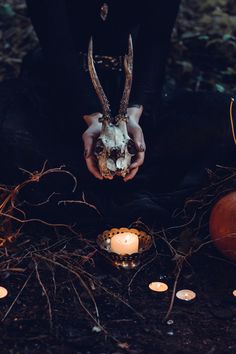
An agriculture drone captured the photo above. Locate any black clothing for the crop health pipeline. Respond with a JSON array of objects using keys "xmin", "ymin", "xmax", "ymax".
[
  {"xmin": 26, "ymin": 0, "xmax": 180, "ymax": 121},
  {"xmin": 1, "ymin": 77, "xmax": 235, "ymax": 227}
]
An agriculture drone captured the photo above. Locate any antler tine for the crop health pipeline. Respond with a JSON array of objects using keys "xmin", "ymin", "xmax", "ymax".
[
  {"xmin": 88, "ymin": 37, "xmax": 111, "ymax": 120},
  {"xmin": 117, "ymin": 34, "xmax": 133, "ymax": 120}
]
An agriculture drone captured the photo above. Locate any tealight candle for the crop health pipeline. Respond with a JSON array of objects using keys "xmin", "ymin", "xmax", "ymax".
[
  {"xmin": 0, "ymin": 286, "xmax": 8, "ymax": 299},
  {"xmin": 110, "ymin": 232, "xmax": 139, "ymax": 255},
  {"xmin": 176, "ymin": 289, "xmax": 196, "ymax": 302},
  {"xmin": 149, "ymin": 282, "xmax": 169, "ymax": 293},
  {"xmin": 225, "ymin": 289, "xmax": 236, "ymax": 305}
]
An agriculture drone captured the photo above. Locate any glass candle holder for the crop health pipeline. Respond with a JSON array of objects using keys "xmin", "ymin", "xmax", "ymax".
[{"xmin": 97, "ymin": 227, "xmax": 153, "ymax": 269}]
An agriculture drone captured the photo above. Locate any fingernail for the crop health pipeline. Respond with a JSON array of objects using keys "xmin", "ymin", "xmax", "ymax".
[
  {"xmin": 139, "ymin": 144, "xmax": 145, "ymax": 152},
  {"xmin": 84, "ymin": 149, "xmax": 89, "ymax": 158}
]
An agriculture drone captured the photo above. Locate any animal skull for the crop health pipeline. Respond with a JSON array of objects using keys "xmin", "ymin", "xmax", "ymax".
[
  {"xmin": 88, "ymin": 35, "xmax": 136, "ymax": 179},
  {"xmin": 94, "ymin": 119, "xmax": 136, "ymax": 178}
]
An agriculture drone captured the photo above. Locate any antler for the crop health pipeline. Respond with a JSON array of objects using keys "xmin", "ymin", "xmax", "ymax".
[
  {"xmin": 88, "ymin": 37, "xmax": 111, "ymax": 121},
  {"xmin": 116, "ymin": 34, "xmax": 133, "ymax": 122}
]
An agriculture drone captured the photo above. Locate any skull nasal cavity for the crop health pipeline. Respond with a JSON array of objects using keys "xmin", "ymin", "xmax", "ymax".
[{"xmin": 110, "ymin": 147, "xmax": 120, "ymax": 160}]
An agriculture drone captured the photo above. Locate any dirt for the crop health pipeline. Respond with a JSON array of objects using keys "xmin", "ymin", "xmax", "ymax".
[{"xmin": 0, "ymin": 236, "xmax": 235, "ymax": 354}]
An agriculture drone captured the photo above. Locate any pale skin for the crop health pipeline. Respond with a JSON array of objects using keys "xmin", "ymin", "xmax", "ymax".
[{"xmin": 82, "ymin": 106, "xmax": 146, "ymax": 182}]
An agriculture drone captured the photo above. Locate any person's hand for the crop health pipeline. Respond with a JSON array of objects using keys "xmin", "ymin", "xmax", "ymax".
[
  {"xmin": 124, "ymin": 105, "xmax": 146, "ymax": 182},
  {"xmin": 82, "ymin": 112, "xmax": 103, "ymax": 180}
]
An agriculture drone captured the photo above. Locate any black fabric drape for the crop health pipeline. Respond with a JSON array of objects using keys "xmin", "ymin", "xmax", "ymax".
[{"xmin": 26, "ymin": 0, "xmax": 180, "ymax": 121}]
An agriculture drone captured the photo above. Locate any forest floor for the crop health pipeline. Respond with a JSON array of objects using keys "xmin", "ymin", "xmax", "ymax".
[{"xmin": 0, "ymin": 1, "xmax": 236, "ymax": 354}]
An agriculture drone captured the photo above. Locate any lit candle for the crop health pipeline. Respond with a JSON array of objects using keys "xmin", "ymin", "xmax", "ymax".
[
  {"xmin": 149, "ymin": 282, "xmax": 168, "ymax": 293},
  {"xmin": 176, "ymin": 289, "xmax": 196, "ymax": 302},
  {"xmin": 226, "ymin": 289, "xmax": 236, "ymax": 304},
  {"xmin": 110, "ymin": 232, "xmax": 139, "ymax": 255},
  {"xmin": 0, "ymin": 286, "xmax": 8, "ymax": 299}
]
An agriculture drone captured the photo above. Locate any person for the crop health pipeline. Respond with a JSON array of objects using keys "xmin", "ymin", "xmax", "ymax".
[
  {"xmin": 25, "ymin": 0, "xmax": 180, "ymax": 182},
  {"xmin": 2, "ymin": 1, "xmax": 234, "ymax": 226}
]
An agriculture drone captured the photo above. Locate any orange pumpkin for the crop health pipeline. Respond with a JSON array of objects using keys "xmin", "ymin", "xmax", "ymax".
[{"xmin": 209, "ymin": 191, "xmax": 236, "ymax": 262}]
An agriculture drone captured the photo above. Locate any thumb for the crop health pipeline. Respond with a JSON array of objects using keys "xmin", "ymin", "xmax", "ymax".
[
  {"xmin": 132, "ymin": 129, "xmax": 145, "ymax": 152},
  {"xmin": 82, "ymin": 133, "xmax": 94, "ymax": 158}
]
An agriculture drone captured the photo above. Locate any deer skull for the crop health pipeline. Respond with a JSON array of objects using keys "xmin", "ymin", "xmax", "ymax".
[{"xmin": 88, "ymin": 35, "xmax": 136, "ymax": 179}]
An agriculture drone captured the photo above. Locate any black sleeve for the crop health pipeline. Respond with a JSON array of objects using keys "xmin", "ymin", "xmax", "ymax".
[
  {"xmin": 129, "ymin": 0, "xmax": 181, "ymax": 110},
  {"xmin": 26, "ymin": 0, "xmax": 101, "ymax": 119}
]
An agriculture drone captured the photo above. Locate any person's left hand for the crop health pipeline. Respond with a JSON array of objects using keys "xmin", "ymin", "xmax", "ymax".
[{"xmin": 124, "ymin": 106, "xmax": 146, "ymax": 182}]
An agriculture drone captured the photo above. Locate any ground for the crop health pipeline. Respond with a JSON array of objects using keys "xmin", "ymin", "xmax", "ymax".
[
  {"xmin": 0, "ymin": 1, "xmax": 236, "ymax": 354},
  {"xmin": 0, "ymin": 224, "xmax": 235, "ymax": 354}
]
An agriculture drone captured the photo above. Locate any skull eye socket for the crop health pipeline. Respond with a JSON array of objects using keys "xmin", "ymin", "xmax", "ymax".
[
  {"xmin": 127, "ymin": 139, "xmax": 137, "ymax": 155},
  {"xmin": 94, "ymin": 139, "xmax": 104, "ymax": 155}
]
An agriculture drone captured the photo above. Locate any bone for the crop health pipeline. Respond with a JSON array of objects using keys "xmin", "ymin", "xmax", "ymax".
[
  {"xmin": 87, "ymin": 35, "xmax": 135, "ymax": 179},
  {"xmin": 88, "ymin": 38, "xmax": 111, "ymax": 121},
  {"xmin": 117, "ymin": 34, "xmax": 133, "ymax": 121}
]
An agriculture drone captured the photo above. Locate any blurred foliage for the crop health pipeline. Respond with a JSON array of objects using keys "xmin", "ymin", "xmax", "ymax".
[
  {"xmin": 0, "ymin": 0, "xmax": 37, "ymax": 81},
  {"xmin": 168, "ymin": 0, "xmax": 236, "ymax": 93},
  {"xmin": 0, "ymin": 0, "xmax": 236, "ymax": 94}
]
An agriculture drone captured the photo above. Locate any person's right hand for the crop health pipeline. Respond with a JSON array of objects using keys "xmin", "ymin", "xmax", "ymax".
[{"xmin": 82, "ymin": 112, "xmax": 103, "ymax": 180}]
